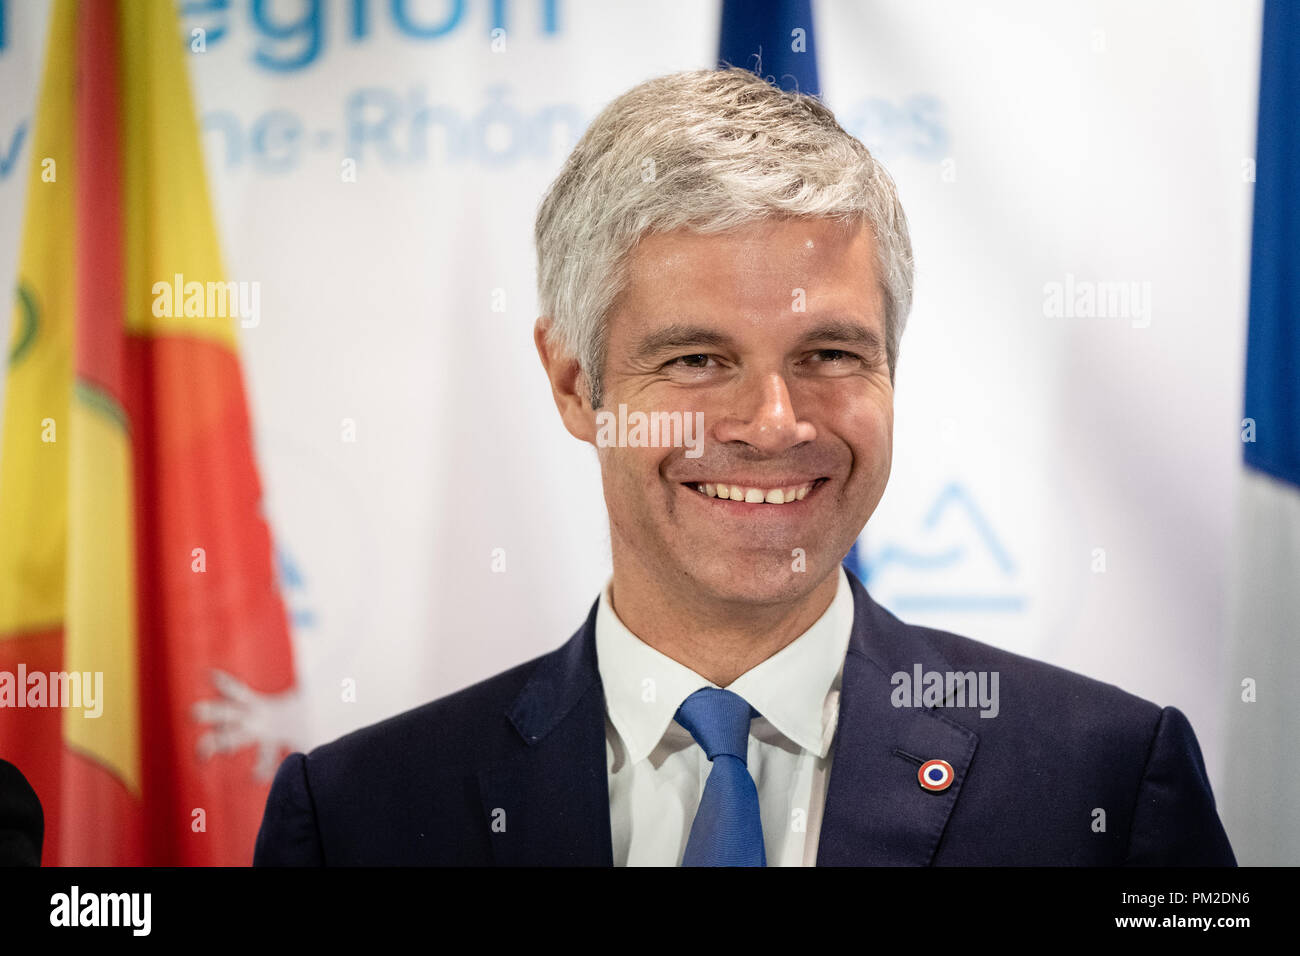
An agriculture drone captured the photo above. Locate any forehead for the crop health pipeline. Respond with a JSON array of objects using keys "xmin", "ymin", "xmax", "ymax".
[{"xmin": 613, "ymin": 218, "xmax": 883, "ymax": 333}]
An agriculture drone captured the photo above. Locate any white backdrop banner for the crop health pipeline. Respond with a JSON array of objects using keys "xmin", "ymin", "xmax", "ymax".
[{"xmin": 0, "ymin": 0, "xmax": 1266, "ymax": 856}]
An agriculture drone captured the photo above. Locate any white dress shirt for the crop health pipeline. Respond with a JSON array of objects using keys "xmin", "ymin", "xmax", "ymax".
[{"xmin": 595, "ymin": 566, "xmax": 855, "ymax": 866}]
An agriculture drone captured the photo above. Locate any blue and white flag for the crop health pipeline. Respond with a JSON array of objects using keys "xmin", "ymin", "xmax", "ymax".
[
  {"xmin": 718, "ymin": 0, "xmax": 819, "ymax": 97},
  {"xmin": 1222, "ymin": 0, "xmax": 1300, "ymax": 866}
]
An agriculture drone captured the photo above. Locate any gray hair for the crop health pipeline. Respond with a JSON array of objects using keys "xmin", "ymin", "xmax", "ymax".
[{"xmin": 534, "ymin": 67, "xmax": 914, "ymax": 408}]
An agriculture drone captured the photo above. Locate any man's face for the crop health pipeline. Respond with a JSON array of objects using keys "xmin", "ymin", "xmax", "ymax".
[{"xmin": 594, "ymin": 217, "xmax": 894, "ymax": 607}]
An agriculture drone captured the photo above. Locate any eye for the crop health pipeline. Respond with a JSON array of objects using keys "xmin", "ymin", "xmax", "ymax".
[
  {"xmin": 808, "ymin": 349, "xmax": 864, "ymax": 364},
  {"xmin": 663, "ymin": 353, "xmax": 716, "ymax": 370}
]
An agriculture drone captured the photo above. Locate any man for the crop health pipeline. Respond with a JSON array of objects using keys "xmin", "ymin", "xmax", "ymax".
[{"xmin": 253, "ymin": 68, "xmax": 1235, "ymax": 866}]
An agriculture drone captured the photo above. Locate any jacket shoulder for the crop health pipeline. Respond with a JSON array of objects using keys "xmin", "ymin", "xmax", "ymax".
[
  {"xmin": 255, "ymin": 644, "xmax": 569, "ymax": 865},
  {"xmin": 889, "ymin": 612, "xmax": 1165, "ymax": 736},
  {"xmin": 307, "ymin": 647, "xmax": 553, "ymax": 778},
  {"xmin": 870, "ymin": 611, "xmax": 1233, "ymax": 864}
]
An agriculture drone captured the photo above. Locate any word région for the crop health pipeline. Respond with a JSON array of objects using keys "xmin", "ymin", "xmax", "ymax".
[
  {"xmin": 0, "ymin": 665, "xmax": 103, "ymax": 718},
  {"xmin": 595, "ymin": 404, "xmax": 704, "ymax": 458},
  {"xmin": 151, "ymin": 272, "xmax": 260, "ymax": 328}
]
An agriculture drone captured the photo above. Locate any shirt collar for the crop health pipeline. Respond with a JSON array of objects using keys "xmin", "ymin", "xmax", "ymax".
[{"xmin": 595, "ymin": 566, "xmax": 854, "ymax": 764}]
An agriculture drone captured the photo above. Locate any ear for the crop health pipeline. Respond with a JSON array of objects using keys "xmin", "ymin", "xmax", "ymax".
[{"xmin": 534, "ymin": 317, "xmax": 597, "ymax": 445}]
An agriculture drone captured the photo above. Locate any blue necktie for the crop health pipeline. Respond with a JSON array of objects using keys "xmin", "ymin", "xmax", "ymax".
[{"xmin": 674, "ymin": 687, "xmax": 767, "ymax": 867}]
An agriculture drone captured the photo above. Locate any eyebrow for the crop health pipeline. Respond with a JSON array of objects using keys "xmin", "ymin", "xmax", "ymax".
[
  {"xmin": 799, "ymin": 320, "xmax": 885, "ymax": 357},
  {"xmin": 629, "ymin": 318, "xmax": 885, "ymax": 363},
  {"xmin": 630, "ymin": 324, "xmax": 736, "ymax": 363}
]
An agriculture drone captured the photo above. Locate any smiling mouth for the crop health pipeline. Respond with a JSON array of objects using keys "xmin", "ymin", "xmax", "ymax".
[{"xmin": 681, "ymin": 478, "xmax": 828, "ymax": 505}]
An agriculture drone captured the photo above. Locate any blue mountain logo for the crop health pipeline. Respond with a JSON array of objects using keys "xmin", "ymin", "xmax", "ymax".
[{"xmin": 844, "ymin": 482, "xmax": 1026, "ymax": 614}]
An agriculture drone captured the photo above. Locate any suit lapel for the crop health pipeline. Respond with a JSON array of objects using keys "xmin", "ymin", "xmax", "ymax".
[
  {"xmin": 817, "ymin": 572, "xmax": 979, "ymax": 865},
  {"xmin": 478, "ymin": 600, "xmax": 614, "ymax": 865}
]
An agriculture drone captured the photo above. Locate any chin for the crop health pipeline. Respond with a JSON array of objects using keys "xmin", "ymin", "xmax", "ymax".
[{"xmin": 683, "ymin": 554, "xmax": 830, "ymax": 607}]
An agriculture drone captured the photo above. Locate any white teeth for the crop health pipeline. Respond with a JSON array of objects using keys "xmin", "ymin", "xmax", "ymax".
[{"xmin": 691, "ymin": 481, "xmax": 818, "ymax": 504}]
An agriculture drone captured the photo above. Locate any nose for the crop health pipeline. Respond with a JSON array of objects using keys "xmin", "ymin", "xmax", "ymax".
[{"xmin": 712, "ymin": 371, "xmax": 816, "ymax": 454}]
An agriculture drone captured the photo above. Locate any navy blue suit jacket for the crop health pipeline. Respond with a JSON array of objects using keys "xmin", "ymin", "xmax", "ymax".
[{"xmin": 253, "ymin": 569, "xmax": 1236, "ymax": 865}]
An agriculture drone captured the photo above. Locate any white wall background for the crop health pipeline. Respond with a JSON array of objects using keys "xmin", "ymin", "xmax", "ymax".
[{"xmin": 0, "ymin": 0, "xmax": 1265, "ymax": 856}]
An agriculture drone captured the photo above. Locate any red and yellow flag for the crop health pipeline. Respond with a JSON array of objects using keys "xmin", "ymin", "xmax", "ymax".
[{"xmin": 0, "ymin": 0, "xmax": 296, "ymax": 865}]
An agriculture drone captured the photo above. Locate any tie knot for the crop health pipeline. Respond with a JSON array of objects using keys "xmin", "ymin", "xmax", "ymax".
[{"xmin": 674, "ymin": 688, "xmax": 758, "ymax": 763}]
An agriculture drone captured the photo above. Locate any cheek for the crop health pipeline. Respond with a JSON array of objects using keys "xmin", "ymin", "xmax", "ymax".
[
  {"xmin": 599, "ymin": 447, "xmax": 670, "ymax": 509},
  {"xmin": 846, "ymin": 404, "xmax": 893, "ymax": 482}
]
